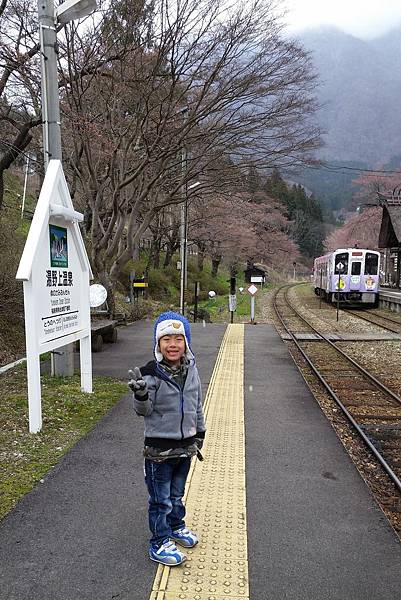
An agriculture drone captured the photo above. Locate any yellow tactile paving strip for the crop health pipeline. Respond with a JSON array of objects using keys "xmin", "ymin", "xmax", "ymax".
[{"xmin": 149, "ymin": 324, "xmax": 248, "ymax": 600}]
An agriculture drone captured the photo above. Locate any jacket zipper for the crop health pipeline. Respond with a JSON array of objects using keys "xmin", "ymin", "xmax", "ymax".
[
  {"xmin": 180, "ymin": 389, "xmax": 184, "ymax": 439},
  {"xmin": 156, "ymin": 363, "xmax": 185, "ymax": 440}
]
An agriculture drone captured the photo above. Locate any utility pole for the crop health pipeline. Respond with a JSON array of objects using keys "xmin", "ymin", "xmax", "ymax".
[
  {"xmin": 38, "ymin": 0, "xmax": 62, "ymax": 169},
  {"xmin": 38, "ymin": 0, "xmax": 72, "ymax": 376},
  {"xmin": 179, "ymin": 108, "xmax": 188, "ymax": 316}
]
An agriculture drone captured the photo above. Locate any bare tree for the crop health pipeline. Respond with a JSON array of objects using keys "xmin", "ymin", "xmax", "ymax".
[
  {"xmin": 0, "ymin": 0, "xmax": 44, "ymax": 208},
  {"xmin": 58, "ymin": 0, "xmax": 320, "ymax": 309}
]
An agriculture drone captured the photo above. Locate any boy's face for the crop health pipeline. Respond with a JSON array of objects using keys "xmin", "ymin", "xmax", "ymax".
[{"xmin": 159, "ymin": 334, "xmax": 186, "ymax": 365}]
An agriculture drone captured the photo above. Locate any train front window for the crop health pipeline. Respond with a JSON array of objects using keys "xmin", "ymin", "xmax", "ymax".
[
  {"xmin": 351, "ymin": 262, "xmax": 361, "ymax": 275},
  {"xmin": 365, "ymin": 253, "xmax": 378, "ymax": 275},
  {"xmin": 334, "ymin": 252, "xmax": 349, "ymax": 274}
]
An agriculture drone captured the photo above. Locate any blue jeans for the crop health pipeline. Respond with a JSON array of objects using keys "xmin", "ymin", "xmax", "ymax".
[{"xmin": 144, "ymin": 457, "xmax": 191, "ymax": 548}]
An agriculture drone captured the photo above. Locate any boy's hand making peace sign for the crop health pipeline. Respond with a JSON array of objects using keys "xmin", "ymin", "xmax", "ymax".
[{"xmin": 128, "ymin": 367, "xmax": 148, "ymax": 397}]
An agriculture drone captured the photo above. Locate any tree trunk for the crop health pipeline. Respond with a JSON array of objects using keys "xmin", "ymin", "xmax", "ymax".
[
  {"xmin": 0, "ymin": 171, "xmax": 3, "ymax": 211},
  {"xmin": 97, "ymin": 269, "xmax": 116, "ymax": 317},
  {"xmin": 164, "ymin": 245, "xmax": 174, "ymax": 267},
  {"xmin": 163, "ymin": 235, "xmax": 180, "ymax": 267},
  {"xmin": 211, "ymin": 255, "xmax": 221, "ymax": 277},
  {"xmin": 0, "ymin": 120, "xmax": 37, "ymax": 209},
  {"xmin": 132, "ymin": 244, "xmax": 140, "ymax": 261},
  {"xmin": 152, "ymin": 240, "xmax": 161, "ymax": 268},
  {"xmin": 197, "ymin": 242, "xmax": 206, "ymax": 271}
]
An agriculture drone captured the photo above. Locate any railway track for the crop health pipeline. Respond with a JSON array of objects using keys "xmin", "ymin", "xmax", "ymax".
[
  {"xmin": 343, "ymin": 307, "xmax": 401, "ymax": 335},
  {"xmin": 273, "ymin": 284, "xmax": 401, "ymax": 494}
]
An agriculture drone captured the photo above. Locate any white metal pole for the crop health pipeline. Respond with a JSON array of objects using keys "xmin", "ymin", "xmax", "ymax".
[
  {"xmin": 21, "ymin": 154, "xmax": 30, "ymax": 219},
  {"xmin": 179, "ymin": 110, "xmax": 188, "ymax": 315},
  {"xmin": 250, "ymin": 296, "xmax": 255, "ymax": 324},
  {"xmin": 179, "ymin": 201, "xmax": 185, "ymax": 315},
  {"xmin": 79, "ymin": 334, "xmax": 93, "ymax": 393},
  {"xmin": 23, "ymin": 280, "xmax": 43, "ymax": 433},
  {"xmin": 183, "ymin": 181, "xmax": 188, "ymax": 291}
]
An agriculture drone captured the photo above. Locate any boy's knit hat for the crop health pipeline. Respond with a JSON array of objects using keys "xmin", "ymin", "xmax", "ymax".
[{"xmin": 153, "ymin": 311, "xmax": 194, "ymax": 362}]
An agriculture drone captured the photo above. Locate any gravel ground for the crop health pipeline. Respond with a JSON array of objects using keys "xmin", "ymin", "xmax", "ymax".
[
  {"xmin": 287, "ymin": 285, "xmax": 385, "ymax": 334},
  {"xmin": 261, "ymin": 283, "xmax": 401, "ymax": 539}
]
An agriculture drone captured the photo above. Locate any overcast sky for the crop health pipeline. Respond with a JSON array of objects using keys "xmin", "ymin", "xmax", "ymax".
[{"xmin": 284, "ymin": 0, "xmax": 401, "ymax": 39}]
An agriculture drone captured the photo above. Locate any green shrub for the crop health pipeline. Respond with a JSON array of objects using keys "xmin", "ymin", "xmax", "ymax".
[
  {"xmin": 118, "ymin": 258, "xmax": 147, "ymax": 293},
  {"xmin": 162, "ymin": 264, "xmax": 181, "ymax": 287},
  {"xmin": 193, "ymin": 268, "xmax": 229, "ymax": 298}
]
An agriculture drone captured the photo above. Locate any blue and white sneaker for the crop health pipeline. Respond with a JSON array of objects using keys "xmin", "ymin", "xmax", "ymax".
[
  {"xmin": 171, "ymin": 527, "xmax": 198, "ymax": 548},
  {"xmin": 149, "ymin": 539, "xmax": 186, "ymax": 566}
]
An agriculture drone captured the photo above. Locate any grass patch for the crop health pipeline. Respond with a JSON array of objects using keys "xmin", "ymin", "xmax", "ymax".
[
  {"xmin": 0, "ymin": 364, "xmax": 127, "ymax": 522},
  {"xmin": 294, "ymin": 282, "xmax": 313, "ymax": 297},
  {"xmin": 199, "ymin": 283, "xmax": 274, "ymax": 322}
]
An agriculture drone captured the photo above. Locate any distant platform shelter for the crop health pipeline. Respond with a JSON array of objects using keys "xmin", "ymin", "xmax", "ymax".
[{"xmin": 244, "ymin": 264, "xmax": 267, "ymax": 284}]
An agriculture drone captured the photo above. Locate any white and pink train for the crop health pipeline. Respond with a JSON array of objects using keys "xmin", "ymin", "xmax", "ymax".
[{"xmin": 313, "ymin": 248, "xmax": 380, "ymax": 306}]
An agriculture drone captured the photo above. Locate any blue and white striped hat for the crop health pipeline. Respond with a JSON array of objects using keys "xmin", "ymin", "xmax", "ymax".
[{"xmin": 153, "ymin": 311, "xmax": 194, "ymax": 362}]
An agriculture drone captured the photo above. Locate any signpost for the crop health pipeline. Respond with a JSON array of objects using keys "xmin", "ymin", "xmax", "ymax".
[
  {"xmin": 319, "ymin": 268, "xmax": 323, "ymax": 309},
  {"xmin": 131, "ymin": 278, "xmax": 148, "ymax": 309},
  {"xmin": 194, "ymin": 281, "xmax": 199, "ymax": 322},
  {"xmin": 16, "ymin": 160, "xmax": 93, "ymax": 433},
  {"xmin": 336, "ymin": 261, "xmax": 345, "ymax": 322},
  {"xmin": 229, "ymin": 276, "xmax": 236, "ymax": 324},
  {"xmin": 247, "ymin": 283, "xmax": 258, "ymax": 324}
]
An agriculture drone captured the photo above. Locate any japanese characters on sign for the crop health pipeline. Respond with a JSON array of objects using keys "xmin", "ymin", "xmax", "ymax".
[{"xmin": 35, "ymin": 223, "xmax": 83, "ymax": 344}]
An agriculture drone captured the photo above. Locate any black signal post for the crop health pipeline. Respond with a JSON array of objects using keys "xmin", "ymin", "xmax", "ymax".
[{"xmin": 229, "ymin": 276, "xmax": 236, "ymax": 324}]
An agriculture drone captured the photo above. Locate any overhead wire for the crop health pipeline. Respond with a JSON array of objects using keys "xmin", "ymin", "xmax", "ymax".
[{"xmin": 301, "ymin": 163, "xmax": 401, "ymax": 175}]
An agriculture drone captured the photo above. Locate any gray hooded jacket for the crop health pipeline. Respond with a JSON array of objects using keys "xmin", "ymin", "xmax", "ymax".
[{"xmin": 133, "ymin": 359, "xmax": 206, "ymax": 447}]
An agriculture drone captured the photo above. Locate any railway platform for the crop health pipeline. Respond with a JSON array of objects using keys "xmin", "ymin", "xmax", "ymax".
[
  {"xmin": 1, "ymin": 322, "xmax": 401, "ymax": 599},
  {"xmin": 379, "ymin": 287, "xmax": 401, "ymax": 313}
]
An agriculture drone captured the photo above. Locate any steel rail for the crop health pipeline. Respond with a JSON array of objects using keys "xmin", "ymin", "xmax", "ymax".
[
  {"xmin": 273, "ymin": 284, "xmax": 401, "ymax": 494},
  {"xmin": 364, "ymin": 308, "xmax": 401, "ymax": 326},
  {"xmin": 277, "ymin": 285, "xmax": 401, "ymax": 406},
  {"xmin": 344, "ymin": 309, "xmax": 401, "ymax": 334}
]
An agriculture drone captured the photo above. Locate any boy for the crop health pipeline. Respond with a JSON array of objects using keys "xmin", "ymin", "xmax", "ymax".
[{"xmin": 128, "ymin": 311, "xmax": 206, "ymax": 566}]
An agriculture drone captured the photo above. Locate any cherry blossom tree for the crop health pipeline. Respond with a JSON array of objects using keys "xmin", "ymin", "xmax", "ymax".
[{"xmin": 325, "ymin": 206, "xmax": 382, "ymax": 251}]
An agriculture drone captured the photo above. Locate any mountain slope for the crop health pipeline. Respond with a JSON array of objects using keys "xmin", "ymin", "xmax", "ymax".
[{"xmin": 298, "ymin": 26, "xmax": 401, "ymax": 165}]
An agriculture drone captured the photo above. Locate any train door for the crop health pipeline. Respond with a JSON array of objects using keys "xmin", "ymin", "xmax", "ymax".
[
  {"xmin": 333, "ymin": 251, "xmax": 349, "ymax": 297},
  {"xmin": 364, "ymin": 251, "xmax": 380, "ymax": 294},
  {"xmin": 350, "ymin": 250, "xmax": 363, "ymax": 290}
]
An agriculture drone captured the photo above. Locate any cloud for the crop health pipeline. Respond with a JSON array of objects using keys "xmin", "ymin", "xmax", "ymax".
[{"xmin": 283, "ymin": 0, "xmax": 401, "ymax": 39}]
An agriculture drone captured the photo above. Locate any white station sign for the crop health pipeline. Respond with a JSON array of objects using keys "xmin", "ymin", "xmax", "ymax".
[
  {"xmin": 16, "ymin": 160, "xmax": 93, "ymax": 433},
  {"xmin": 35, "ymin": 222, "xmax": 85, "ymax": 344}
]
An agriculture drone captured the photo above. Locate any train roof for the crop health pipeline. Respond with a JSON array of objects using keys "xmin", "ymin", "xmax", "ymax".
[{"xmin": 314, "ymin": 248, "xmax": 380, "ymax": 262}]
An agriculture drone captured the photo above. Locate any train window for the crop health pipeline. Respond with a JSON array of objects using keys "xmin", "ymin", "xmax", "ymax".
[
  {"xmin": 351, "ymin": 262, "xmax": 361, "ymax": 275},
  {"xmin": 365, "ymin": 253, "xmax": 378, "ymax": 275},
  {"xmin": 334, "ymin": 252, "xmax": 349, "ymax": 274}
]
